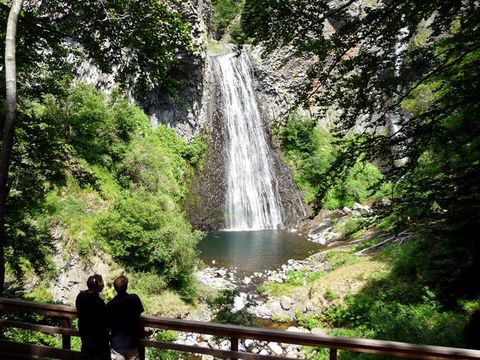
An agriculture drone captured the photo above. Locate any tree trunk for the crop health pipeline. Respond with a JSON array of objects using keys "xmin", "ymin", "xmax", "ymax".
[{"xmin": 0, "ymin": 0, "xmax": 24, "ymax": 295}]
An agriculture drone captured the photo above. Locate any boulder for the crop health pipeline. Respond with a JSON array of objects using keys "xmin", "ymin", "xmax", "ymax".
[
  {"xmin": 268, "ymin": 342, "xmax": 284, "ymax": 355},
  {"xmin": 280, "ymin": 296, "xmax": 294, "ymax": 310}
]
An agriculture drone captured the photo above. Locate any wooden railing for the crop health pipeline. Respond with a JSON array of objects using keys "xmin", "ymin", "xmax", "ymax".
[{"xmin": 1, "ymin": 297, "xmax": 480, "ymax": 360}]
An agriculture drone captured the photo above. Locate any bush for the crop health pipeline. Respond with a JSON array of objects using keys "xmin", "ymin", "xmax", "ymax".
[
  {"xmin": 280, "ymin": 113, "xmax": 388, "ymax": 209},
  {"xmin": 322, "ymin": 276, "xmax": 468, "ymax": 354},
  {"xmin": 97, "ymin": 190, "xmax": 200, "ymax": 301},
  {"xmin": 322, "ymin": 162, "xmax": 387, "ymax": 210},
  {"xmin": 148, "ymin": 330, "xmax": 186, "ymax": 360},
  {"xmin": 211, "ymin": 0, "xmax": 244, "ymax": 40}
]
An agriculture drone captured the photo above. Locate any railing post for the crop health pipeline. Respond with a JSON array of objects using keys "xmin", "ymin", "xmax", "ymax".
[
  {"xmin": 329, "ymin": 348, "xmax": 337, "ymax": 360},
  {"xmin": 60, "ymin": 318, "xmax": 71, "ymax": 350},
  {"xmin": 230, "ymin": 336, "xmax": 238, "ymax": 360},
  {"xmin": 139, "ymin": 325, "xmax": 146, "ymax": 360}
]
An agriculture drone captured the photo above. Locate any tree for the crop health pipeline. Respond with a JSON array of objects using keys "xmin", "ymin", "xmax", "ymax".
[
  {"xmin": 0, "ymin": 0, "xmax": 23, "ymax": 295},
  {"xmin": 241, "ymin": 0, "xmax": 480, "ymax": 304},
  {"xmin": 0, "ymin": 0, "xmax": 193, "ymax": 294}
]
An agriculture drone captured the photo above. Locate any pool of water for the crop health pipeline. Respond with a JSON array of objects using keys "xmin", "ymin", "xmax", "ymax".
[{"xmin": 198, "ymin": 230, "xmax": 323, "ymax": 273}]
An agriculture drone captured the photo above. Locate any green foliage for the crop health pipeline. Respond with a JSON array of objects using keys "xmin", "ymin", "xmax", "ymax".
[
  {"xmin": 324, "ymin": 251, "xmax": 361, "ymax": 271},
  {"xmin": 242, "ymin": 0, "xmax": 480, "ymax": 307},
  {"xmin": 280, "ymin": 113, "xmax": 387, "ymax": 208},
  {"xmin": 286, "ymin": 270, "xmax": 326, "ymax": 286},
  {"xmin": 324, "ymin": 288, "xmax": 340, "ymax": 301},
  {"xmin": 208, "ymin": 289, "xmax": 256, "ymax": 326},
  {"xmin": 44, "ymin": 177, "xmax": 107, "ymax": 256},
  {"xmin": 95, "ymin": 118, "xmax": 203, "ymax": 301},
  {"xmin": 260, "ymin": 270, "xmax": 326, "ymax": 297},
  {"xmin": 323, "ymin": 288, "xmax": 467, "ymax": 352},
  {"xmin": 3, "ymin": 287, "xmax": 63, "ymax": 350},
  {"xmin": 97, "ymin": 190, "xmax": 200, "ymax": 301},
  {"xmin": 392, "ymin": 229, "xmax": 480, "ymax": 307},
  {"xmin": 4, "ymin": 82, "xmax": 202, "ymax": 301},
  {"xmin": 211, "ymin": 0, "xmax": 244, "ymax": 40},
  {"xmin": 296, "ymin": 312, "xmax": 322, "ymax": 330},
  {"xmin": 3, "ymin": 99, "xmax": 68, "ymax": 278},
  {"xmin": 183, "ymin": 135, "xmax": 207, "ymax": 166},
  {"xmin": 332, "ymin": 218, "xmax": 367, "ymax": 240},
  {"xmin": 148, "ymin": 330, "xmax": 186, "ymax": 360},
  {"xmin": 27, "ymin": 0, "xmax": 191, "ymax": 92},
  {"xmin": 322, "ymin": 162, "xmax": 387, "ymax": 210},
  {"xmin": 130, "ymin": 273, "xmax": 168, "ymax": 296}
]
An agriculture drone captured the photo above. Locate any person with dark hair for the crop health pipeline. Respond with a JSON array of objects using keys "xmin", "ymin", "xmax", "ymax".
[
  {"xmin": 75, "ymin": 274, "xmax": 110, "ymax": 360},
  {"xmin": 107, "ymin": 275, "xmax": 144, "ymax": 360}
]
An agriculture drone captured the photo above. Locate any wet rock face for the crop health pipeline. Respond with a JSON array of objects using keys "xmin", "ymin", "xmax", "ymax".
[
  {"xmin": 75, "ymin": 0, "xmax": 212, "ymax": 141},
  {"xmin": 141, "ymin": 53, "xmax": 206, "ymax": 141},
  {"xmin": 138, "ymin": 0, "xmax": 212, "ymax": 141},
  {"xmin": 247, "ymin": 45, "xmax": 316, "ymax": 127},
  {"xmin": 270, "ymin": 143, "xmax": 309, "ymax": 227},
  {"xmin": 185, "ymin": 78, "xmax": 227, "ymax": 231},
  {"xmin": 50, "ymin": 242, "xmax": 112, "ymax": 305}
]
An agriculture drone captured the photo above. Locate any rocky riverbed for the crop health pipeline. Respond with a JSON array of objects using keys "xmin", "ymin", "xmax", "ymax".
[{"xmin": 177, "ymin": 254, "xmax": 331, "ymax": 358}]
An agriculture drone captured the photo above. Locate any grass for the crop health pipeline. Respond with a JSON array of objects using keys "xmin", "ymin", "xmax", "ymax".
[
  {"xmin": 45, "ymin": 174, "xmax": 111, "ymax": 256},
  {"xmin": 258, "ymin": 270, "xmax": 327, "ymax": 297},
  {"xmin": 324, "ymin": 250, "xmax": 362, "ymax": 270}
]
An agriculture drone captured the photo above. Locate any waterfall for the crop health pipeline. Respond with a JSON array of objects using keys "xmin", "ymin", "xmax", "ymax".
[
  {"xmin": 389, "ymin": 24, "xmax": 410, "ymax": 167},
  {"xmin": 213, "ymin": 51, "xmax": 284, "ymax": 231}
]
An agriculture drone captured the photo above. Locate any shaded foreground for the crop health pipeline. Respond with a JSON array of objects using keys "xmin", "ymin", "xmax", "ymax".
[{"xmin": 1, "ymin": 298, "xmax": 480, "ymax": 360}]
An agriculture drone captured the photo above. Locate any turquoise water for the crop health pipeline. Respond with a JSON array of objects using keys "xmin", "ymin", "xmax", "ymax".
[{"xmin": 198, "ymin": 230, "xmax": 322, "ymax": 273}]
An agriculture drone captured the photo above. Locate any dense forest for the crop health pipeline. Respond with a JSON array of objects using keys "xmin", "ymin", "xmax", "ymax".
[{"xmin": 1, "ymin": 0, "xmax": 479, "ymax": 358}]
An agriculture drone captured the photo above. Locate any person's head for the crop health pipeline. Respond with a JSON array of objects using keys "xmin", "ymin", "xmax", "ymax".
[
  {"xmin": 86, "ymin": 274, "xmax": 104, "ymax": 293},
  {"xmin": 113, "ymin": 275, "xmax": 129, "ymax": 295}
]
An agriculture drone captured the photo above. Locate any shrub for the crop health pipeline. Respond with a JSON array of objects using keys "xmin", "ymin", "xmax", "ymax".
[
  {"xmin": 280, "ymin": 113, "xmax": 388, "ymax": 209},
  {"xmin": 208, "ymin": 289, "xmax": 256, "ymax": 326},
  {"xmin": 97, "ymin": 190, "xmax": 200, "ymax": 301},
  {"xmin": 148, "ymin": 330, "xmax": 186, "ymax": 360},
  {"xmin": 211, "ymin": 0, "xmax": 244, "ymax": 39}
]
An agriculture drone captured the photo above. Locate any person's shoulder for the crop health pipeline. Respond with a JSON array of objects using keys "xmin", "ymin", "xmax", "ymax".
[
  {"xmin": 128, "ymin": 293, "xmax": 143, "ymax": 303},
  {"xmin": 75, "ymin": 291, "xmax": 83, "ymax": 307},
  {"xmin": 128, "ymin": 293, "xmax": 141, "ymax": 300},
  {"xmin": 107, "ymin": 295, "xmax": 118, "ymax": 306},
  {"xmin": 76, "ymin": 290, "xmax": 88, "ymax": 302}
]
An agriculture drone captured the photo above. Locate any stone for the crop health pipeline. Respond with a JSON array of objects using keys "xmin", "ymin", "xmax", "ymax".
[
  {"xmin": 215, "ymin": 269, "xmax": 227, "ymax": 277},
  {"xmin": 351, "ymin": 210, "xmax": 362, "ymax": 217},
  {"xmin": 207, "ymin": 338, "xmax": 217, "ymax": 348},
  {"xmin": 287, "ymin": 326, "xmax": 310, "ymax": 333},
  {"xmin": 242, "ymin": 276, "xmax": 252, "ymax": 285},
  {"xmin": 244, "ymin": 339, "xmax": 254, "ymax": 349},
  {"xmin": 259, "ymin": 349, "xmax": 269, "ymax": 356},
  {"xmin": 303, "ymin": 302, "xmax": 315, "ymax": 312},
  {"xmin": 219, "ymin": 340, "xmax": 230, "ymax": 351},
  {"xmin": 280, "ymin": 296, "xmax": 294, "ymax": 310},
  {"xmin": 311, "ymin": 328, "xmax": 327, "ymax": 336},
  {"xmin": 268, "ymin": 342, "xmax": 284, "ymax": 355}
]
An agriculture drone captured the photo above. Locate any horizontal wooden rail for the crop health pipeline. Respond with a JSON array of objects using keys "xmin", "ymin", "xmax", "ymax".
[
  {"xmin": 0, "ymin": 340, "xmax": 81, "ymax": 360},
  {"xmin": 1, "ymin": 297, "xmax": 480, "ymax": 360},
  {"xmin": 0, "ymin": 319, "xmax": 79, "ymax": 336},
  {"xmin": 0, "ymin": 297, "xmax": 77, "ymax": 318}
]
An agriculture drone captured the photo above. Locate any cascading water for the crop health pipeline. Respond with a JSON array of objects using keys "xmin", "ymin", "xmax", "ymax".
[
  {"xmin": 389, "ymin": 24, "xmax": 410, "ymax": 167},
  {"xmin": 213, "ymin": 51, "xmax": 284, "ymax": 231}
]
